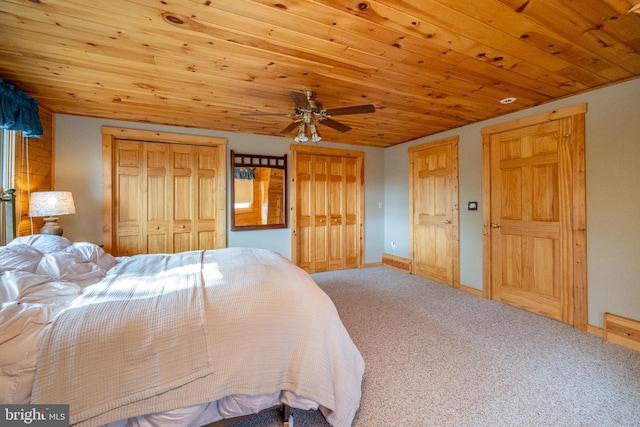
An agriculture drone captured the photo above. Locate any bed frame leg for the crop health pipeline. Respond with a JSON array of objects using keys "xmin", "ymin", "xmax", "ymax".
[{"xmin": 281, "ymin": 404, "xmax": 292, "ymax": 427}]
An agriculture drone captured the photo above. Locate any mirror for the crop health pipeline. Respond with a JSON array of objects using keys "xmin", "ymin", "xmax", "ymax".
[{"xmin": 230, "ymin": 150, "xmax": 287, "ymax": 231}]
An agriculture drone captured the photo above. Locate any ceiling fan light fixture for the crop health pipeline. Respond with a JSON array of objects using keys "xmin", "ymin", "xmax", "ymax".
[
  {"xmin": 251, "ymin": 90, "xmax": 375, "ymax": 142},
  {"xmin": 310, "ymin": 123, "xmax": 322, "ymax": 143},
  {"xmin": 295, "ymin": 123, "xmax": 308, "ymax": 142}
]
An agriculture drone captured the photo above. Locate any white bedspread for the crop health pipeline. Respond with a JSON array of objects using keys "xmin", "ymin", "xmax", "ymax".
[{"xmin": 31, "ymin": 247, "xmax": 364, "ymax": 427}]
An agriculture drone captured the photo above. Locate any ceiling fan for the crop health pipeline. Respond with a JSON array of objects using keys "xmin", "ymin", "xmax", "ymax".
[{"xmin": 241, "ymin": 90, "xmax": 375, "ymax": 143}]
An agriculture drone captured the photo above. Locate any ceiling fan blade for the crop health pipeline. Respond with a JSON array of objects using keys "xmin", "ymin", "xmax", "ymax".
[
  {"xmin": 280, "ymin": 121, "xmax": 301, "ymax": 134},
  {"xmin": 320, "ymin": 118, "xmax": 352, "ymax": 132},
  {"xmin": 288, "ymin": 91, "xmax": 311, "ymax": 110},
  {"xmin": 324, "ymin": 104, "xmax": 375, "ymax": 116}
]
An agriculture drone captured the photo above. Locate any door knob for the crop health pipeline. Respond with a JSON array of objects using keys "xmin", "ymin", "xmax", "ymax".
[
  {"xmin": 490, "ymin": 223, "xmax": 501, "ymax": 228},
  {"xmin": 443, "ymin": 219, "xmax": 451, "ymax": 224}
]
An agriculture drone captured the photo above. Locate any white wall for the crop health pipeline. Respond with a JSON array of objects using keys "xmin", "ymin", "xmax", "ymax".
[
  {"xmin": 384, "ymin": 78, "xmax": 640, "ymax": 328},
  {"xmin": 54, "ymin": 117, "xmax": 385, "ymax": 264}
]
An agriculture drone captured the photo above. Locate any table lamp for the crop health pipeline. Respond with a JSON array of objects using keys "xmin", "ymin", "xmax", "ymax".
[{"xmin": 29, "ymin": 191, "xmax": 76, "ymax": 236}]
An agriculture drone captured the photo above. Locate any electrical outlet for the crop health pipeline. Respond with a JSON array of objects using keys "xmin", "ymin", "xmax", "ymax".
[{"xmin": 391, "ymin": 241, "xmax": 396, "ymax": 250}]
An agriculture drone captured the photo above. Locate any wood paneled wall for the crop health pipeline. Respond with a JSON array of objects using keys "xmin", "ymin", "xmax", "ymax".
[{"xmin": 14, "ymin": 106, "xmax": 54, "ymax": 236}]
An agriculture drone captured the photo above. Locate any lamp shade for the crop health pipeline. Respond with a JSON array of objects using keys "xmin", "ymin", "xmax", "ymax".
[{"xmin": 29, "ymin": 191, "xmax": 76, "ymax": 217}]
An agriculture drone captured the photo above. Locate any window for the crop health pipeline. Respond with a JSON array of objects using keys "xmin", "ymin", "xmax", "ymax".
[
  {"xmin": 234, "ymin": 177, "xmax": 254, "ymax": 210},
  {"xmin": 1, "ymin": 128, "xmax": 17, "ymax": 244},
  {"xmin": 1, "ymin": 128, "xmax": 16, "ymax": 189}
]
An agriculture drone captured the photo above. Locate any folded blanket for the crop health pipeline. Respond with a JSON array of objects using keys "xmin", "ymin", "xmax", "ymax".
[{"xmin": 32, "ymin": 251, "xmax": 213, "ymax": 425}]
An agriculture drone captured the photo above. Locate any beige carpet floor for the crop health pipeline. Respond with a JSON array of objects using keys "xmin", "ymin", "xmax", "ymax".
[{"xmin": 229, "ymin": 267, "xmax": 640, "ymax": 427}]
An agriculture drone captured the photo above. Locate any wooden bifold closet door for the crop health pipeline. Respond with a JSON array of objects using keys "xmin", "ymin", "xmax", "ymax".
[
  {"xmin": 291, "ymin": 145, "xmax": 364, "ymax": 273},
  {"xmin": 102, "ymin": 127, "xmax": 226, "ymax": 256}
]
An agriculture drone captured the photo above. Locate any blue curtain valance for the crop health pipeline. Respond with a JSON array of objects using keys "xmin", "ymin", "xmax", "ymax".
[
  {"xmin": 0, "ymin": 78, "xmax": 43, "ymax": 138},
  {"xmin": 234, "ymin": 167, "xmax": 255, "ymax": 180}
]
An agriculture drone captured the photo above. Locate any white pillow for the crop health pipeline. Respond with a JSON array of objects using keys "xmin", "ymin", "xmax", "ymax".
[
  {"xmin": 3, "ymin": 236, "xmax": 116, "ymax": 288},
  {"xmin": 0, "ymin": 244, "xmax": 43, "ymax": 274},
  {"xmin": 8, "ymin": 235, "xmax": 72, "ymax": 253}
]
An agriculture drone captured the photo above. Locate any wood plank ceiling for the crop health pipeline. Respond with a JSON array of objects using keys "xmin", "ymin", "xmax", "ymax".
[{"xmin": 1, "ymin": 0, "xmax": 639, "ymax": 148}]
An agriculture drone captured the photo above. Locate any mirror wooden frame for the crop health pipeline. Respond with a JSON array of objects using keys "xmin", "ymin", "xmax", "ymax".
[{"xmin": 230, "ymin": 150, "xmax": 288, "ymax": 231}]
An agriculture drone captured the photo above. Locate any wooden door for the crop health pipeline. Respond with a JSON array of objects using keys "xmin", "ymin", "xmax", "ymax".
[
  {"xmin": 313, "ymin": 155, "xmax": 330, "ymax": 271},
  {"xmin": 482, "ymin": 105, "xmax": 587, "ymax": 329},
  {"xmin": 291, "ymin": 146, "xmax": 364, "ymax": 273},
  {"xmin": 342, "ymin": 156, "xmax": 360, "ymax": 269},
  {"xmin": 295, "ymin": 153, "xmax": 329, "ymax": 272},
  {"xmin": 329, "ymin": 157, "xmax": 344, "ymax": 271},
  {"xmin": 103, "ymin": 127, "xmax": 227, "ymax": 256},
  {"xmin": 489, "ymin": 119, "xmax": 570, "ymax": 321},
  {"xmin": 409, "ymin": 137, "xmax": 459, "ymax": 286},
  {"xmin": 170, "ymin": 144, "xmax": 193, "ymax": 253},
  {"xmin": 328, "ymin": 156, "xmax": 360, "ymax": 270},
  {"xmin": 145, "ymin": 142, "xmax": 170, "ymax": 253},
  {"xmin": 114, "ymin": 140, "xmax": 144, "ymax": 255},
  {"xmin": 193, "ymin": 146, "xmax": 222, "ymax": 250}
]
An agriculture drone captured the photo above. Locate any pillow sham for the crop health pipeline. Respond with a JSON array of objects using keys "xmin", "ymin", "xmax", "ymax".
[
  {"xmin": 8, "ymin": 235, "xmax": 72, "ymax": 253},
  {"xmin": 2, "ymin": 235, "xmax": 117, "ymax": 287}
]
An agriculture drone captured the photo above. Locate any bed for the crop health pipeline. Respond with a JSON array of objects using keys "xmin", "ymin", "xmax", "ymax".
[{"xmin": 0, "ymin": 235, "xmax": 365, "ymax": 427}]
